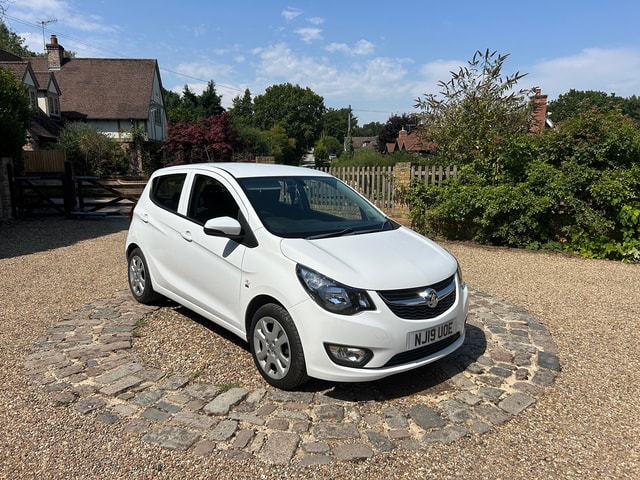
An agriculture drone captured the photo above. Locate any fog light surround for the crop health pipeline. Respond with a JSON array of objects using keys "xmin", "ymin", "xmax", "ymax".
[{"xmin": 325, "ymin": 344, "xmax": 373, "ymax": 367}]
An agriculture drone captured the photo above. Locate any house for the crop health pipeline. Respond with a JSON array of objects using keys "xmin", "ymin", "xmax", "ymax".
[
  {"xmin": 0, "ymin": 53, "xmax": 62, "ymax": 147},
  {"xmin": 1, "ymin": 35, "xmax": 167, "ymax": 166},
  {"xmin": 28, "ymin": 35, "xmax": 168, "ymax": 145},
  {"xmin": 386, "ymin": 127, "xmax": 435, "ymax": 155},
  {"xmin": 347, "ymin": 136, "xmax": 379, "ymax": 152}
]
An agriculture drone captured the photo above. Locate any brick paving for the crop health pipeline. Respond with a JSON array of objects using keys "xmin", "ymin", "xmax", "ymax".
[{"xmin": 24, "ymin": 288, "xmax": 559, "ymax": 465}]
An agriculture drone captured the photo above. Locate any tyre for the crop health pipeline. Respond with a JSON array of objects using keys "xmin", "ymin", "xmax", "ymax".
[
  {"xmin": 127, "ymin": 247, "xmax": 159, "ymax": 304},
  {"xmin": 249, "ymin": 304, "xmax": 308, "ymax": 390}
]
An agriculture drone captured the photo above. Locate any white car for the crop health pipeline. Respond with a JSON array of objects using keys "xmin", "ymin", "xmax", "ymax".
[{"xmin": 126, "ymin": 163, "xmax": 468, "ymax": 390}]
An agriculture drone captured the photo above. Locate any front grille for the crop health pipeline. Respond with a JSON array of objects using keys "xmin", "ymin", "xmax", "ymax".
[
  {"xmin": 377, "ymin": 275, "xmax": 456, "ymax": 320},
  {"xmin": 382, "ymin": 332, "xmax": 460, "ymax": 367}
]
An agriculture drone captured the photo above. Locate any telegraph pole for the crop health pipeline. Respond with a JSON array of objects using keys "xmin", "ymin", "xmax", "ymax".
[{"xmin": 38, "ymin": 19, "xmax": 57, "ymax": 53}]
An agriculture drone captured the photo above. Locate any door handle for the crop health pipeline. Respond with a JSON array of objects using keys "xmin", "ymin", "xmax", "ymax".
[
  {"xmin": 180, "ymin": 231, "xmax": 193, "ymax": 242},
  {"xmin": 140, "ymin": 213, "xmax": 149, "ymax": 223}
]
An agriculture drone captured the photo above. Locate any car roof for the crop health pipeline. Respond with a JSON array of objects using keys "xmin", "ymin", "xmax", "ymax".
[{"xmin": 153, "ymin": 162, "xmax": 330, "ymax": 179}]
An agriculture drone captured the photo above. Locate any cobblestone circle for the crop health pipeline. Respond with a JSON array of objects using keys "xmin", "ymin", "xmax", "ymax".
[{"xmin": 24, "ymin": 288, "xmax": 559, "ymax": 466}]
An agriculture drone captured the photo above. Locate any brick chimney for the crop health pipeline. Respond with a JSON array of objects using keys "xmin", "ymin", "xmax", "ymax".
[
  {"xmin": 529, "ymin": 88, "xmax": 548, "ymax": 134},
  {"xmin": 46, "ymin": 35, "xmax": 64, "ymax": 70}
]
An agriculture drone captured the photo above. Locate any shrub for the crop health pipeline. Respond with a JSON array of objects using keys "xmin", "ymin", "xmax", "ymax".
[{"xmin": 405, "ymin": 110, "xmax": 640, "ymax": 262}]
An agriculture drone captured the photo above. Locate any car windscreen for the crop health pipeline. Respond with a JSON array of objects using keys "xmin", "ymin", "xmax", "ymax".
[{"xmin": 237, "ymin": 176, "xmax": 394, "ymax": 239}]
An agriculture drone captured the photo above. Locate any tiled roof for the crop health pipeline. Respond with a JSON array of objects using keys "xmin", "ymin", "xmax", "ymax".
[
  {"xmin": 29, "ymin": 57, "xmax": 159, "ymax": 120},
  {"xmin": 398, "ymin": 130, "xmax": 435, "ymax": 152},
  {"xmin": 29, "ymin": 109, "xmax": 63, "ymax": 141},
  {"xmin": 0, "ymin": 60, "xmax": 34, "ymax": 84},
  {"xmin": 33, "ymin": 71, "xmax": 60, "ymax": 94},
  {"xmin": 351, "ymin": 136, "xmax": 379, "ymax": 149},
  {"xmin": 0, "ymin": 50, "xmax": 22, "ymax": 61}
]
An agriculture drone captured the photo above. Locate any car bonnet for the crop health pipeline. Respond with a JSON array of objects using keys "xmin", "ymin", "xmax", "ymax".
[{"xmin": 280, "ymin": 227, "xmax": 456, "ymax": 291}]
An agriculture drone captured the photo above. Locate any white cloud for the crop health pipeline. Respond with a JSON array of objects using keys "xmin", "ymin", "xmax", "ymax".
[
  {"xmin": 12, "ymin": 0, "xmax": 115, "ymax": 33},
  {"xmin": 173, "ymin": 61, "xmax": 236, "ymax": 88},
  {"xmin": 295, "ymin": 27, "xmax": 322, "ymax": 43},
  {"xmin": 252, "ymin": 42, "xmax": 412, "ymax": 120},
  {"xmin": 528, "ymin": 47, "xmax": 640, "ymax": 99},
  {"xmin": 411, "ymin": 58, "xmax": 465, "ymax": 100},
  {"xmin": 281, "ymin": 8, "xmax": 302, "ymax": 22},
  {"xmin": 254, "ymin": 43, "xmax": 335, "ymax": 85},
  {"xmin": 326, "ymin": 39, "xmax": 375, "ymax": 56},
  {"xmin": 307, "ymin": 17, "xmax": 324, "ymax": 25}
]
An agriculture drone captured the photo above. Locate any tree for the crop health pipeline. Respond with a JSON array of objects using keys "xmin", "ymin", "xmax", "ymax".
[
  {"xmin": 353, "ymin": 121, "xmax": 384, "ymax": 137},
  {"xmin": 199, "ymin": 80, "xmax": 224, "ymax": 117},
  {"xmin": 313, "ymin": 136, "xmax": 342, "ymax": 165},
  {"xmin": 232, "ymin": 124, "xmax": 269, "ymax": 162},
  {"xmin": 262, "ymin": 125, "xmax": 297, "ymax": 165},
  {"xmin": 0, "ymin": 66, "xmax": 33, "ymax": 158},
  {"xmin": 56, "ymin": 123, "xmax": 128, "ymax": 175},
  {"xmin": 162, "ymin": 113, "xmax": 239, "ymax": 163},
  {"xmin": 547, "ymin": 89, "xmax": 640, "ymax": 124},
  {"xmin": 165, "ymin": 82, "xmax": 225, "ymax": 123},
  {"xmin": 414, "ymin": 49, "xmax": 534, "ymax": 179},
  {"xmin": 547, "ymin": 89, "xmax": 625, "ymax": 123},
  {"xmin": 622, "ymin": 95, "xmax": 640, "ymax": 124},
  {"xmin": 163, "ymin": 88, "xmax": 182, "ymax": 118},
  {"xmin": 0, "ymin": 21, "xmax": 33, "ymax": 57},
  {"xmin": 322, "ymin": 107, "xmax": 357, "ymax": 142},
  {"xmin": 229, "ymin": 88, "xmax": 254, "ymax": 126},
  {"xmin": 253, "ymin": 83, "xmax": 325, "ymax": 164}
]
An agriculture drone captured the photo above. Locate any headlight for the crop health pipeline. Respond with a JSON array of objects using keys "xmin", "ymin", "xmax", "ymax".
[{"xmin": 296, "ymin": 265, "xmax": 375, "ymax": 315}]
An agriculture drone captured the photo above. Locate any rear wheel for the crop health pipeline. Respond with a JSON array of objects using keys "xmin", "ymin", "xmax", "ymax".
[
  {"xmin": 127, "ymin": 248, "xmax": 159, "ymax": 304},
  {"xmin": 249, "ymin": 304, "xmax": 308, "ymax": 390}
]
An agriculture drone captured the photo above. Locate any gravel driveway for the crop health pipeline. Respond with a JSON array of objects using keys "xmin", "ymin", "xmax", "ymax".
[{"xmin": 1, "ymin": 217, "xmax": 638, "ymax": 479}]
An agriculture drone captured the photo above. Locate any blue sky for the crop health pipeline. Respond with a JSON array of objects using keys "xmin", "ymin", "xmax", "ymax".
[{"xmin": 4, "ymin": 0, "xmax": 640, "ymax": 125}]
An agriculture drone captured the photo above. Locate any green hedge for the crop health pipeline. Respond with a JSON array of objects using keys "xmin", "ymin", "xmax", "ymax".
[{"xmin": 404, "ymin": 110, "xmax": 640, "ymax": 262}]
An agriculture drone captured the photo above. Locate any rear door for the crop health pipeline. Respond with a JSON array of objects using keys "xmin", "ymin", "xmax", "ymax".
[{"xmin": 136, "ymin": 171, "xmax": 189, "ymax": 291}]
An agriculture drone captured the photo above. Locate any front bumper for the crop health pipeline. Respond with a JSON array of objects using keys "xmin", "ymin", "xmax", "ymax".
[{"xmin": 289, "ymin": 280, "xmax": 469, "ymax": 383}]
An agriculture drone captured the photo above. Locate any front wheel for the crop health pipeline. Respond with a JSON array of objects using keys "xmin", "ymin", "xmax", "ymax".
[
  {"xmin": 249, "ymin": 304, "xmax": 308, "ymax": 390},
  {"xmin": 127, "ymin": 247, "xmax": 159, "ymax": 304}
]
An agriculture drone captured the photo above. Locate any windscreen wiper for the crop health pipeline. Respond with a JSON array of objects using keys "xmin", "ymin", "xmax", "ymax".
[{"xmin": 306, "ymin": 228, "xmax": 354, "ymax": 240}]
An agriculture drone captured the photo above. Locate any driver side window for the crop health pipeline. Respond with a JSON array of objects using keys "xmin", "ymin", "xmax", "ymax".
[{"xmin": 187, "ymin": 175, "xmax": 239, "ymax": 224}]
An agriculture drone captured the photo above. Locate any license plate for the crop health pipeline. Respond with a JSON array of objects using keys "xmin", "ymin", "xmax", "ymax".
[{"xmin": 407, "ymin": 321, "xmax": 454, "ymax": 350}]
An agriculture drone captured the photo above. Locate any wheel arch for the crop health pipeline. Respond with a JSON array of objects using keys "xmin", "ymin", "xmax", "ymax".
[
  {"xmin": 126, "ymin": 242, "xmax": 140, "ymax": 259},
  {"xmin": 245, "ymin": 294, "xmax": 285, "ymax": 338}
]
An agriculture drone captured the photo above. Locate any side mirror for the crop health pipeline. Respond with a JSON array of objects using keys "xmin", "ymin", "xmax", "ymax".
[{"xmin": 203, "ymin": 216, "xmax": 242, "ymax": 237}]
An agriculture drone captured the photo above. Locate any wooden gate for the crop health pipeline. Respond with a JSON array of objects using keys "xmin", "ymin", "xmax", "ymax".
[{"xmin": 14, "ymin": 159, "xmax": 147, "ymax": 218}]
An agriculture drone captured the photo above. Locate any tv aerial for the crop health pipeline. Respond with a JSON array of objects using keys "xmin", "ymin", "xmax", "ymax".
[{"xmin": 37, "ymin": 19, "xmax": 58, "ymax": 52}]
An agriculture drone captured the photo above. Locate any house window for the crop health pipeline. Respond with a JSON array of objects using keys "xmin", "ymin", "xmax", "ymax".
[
  {"xmin": 28, "ymin": 89, "xmax": 37, "ymax": 108},
  {"xmin": 48, "ymin": 96, "xmax": 60, "ymax": 117},
  {"xmin": 154, "ymin": 108, "xmax": 162, "ymax": 125}
]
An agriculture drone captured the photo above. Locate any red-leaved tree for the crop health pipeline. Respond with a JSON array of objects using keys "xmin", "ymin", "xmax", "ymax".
[{"xmin": 162, "ymin": 113, "xmax": 239, "ymax": 164}]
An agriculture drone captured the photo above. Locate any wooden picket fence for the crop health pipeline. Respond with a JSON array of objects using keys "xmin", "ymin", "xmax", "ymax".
[{"xmin": 315, "ymin": 163, "xmax": 458, "ymax": 221}]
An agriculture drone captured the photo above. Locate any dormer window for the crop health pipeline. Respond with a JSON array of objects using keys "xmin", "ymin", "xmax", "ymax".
[
  {"xmin": 28, "ymin": 88, "xmax": 37, "ymax": 108},
  {"xmin": 48, "ymin": 96, "xmax": 60, "ymax": 117}
]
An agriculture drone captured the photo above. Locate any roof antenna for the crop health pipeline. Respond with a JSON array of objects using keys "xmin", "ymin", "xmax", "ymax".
[{"xmin": 37, "ymin": 19, "xmax": 58, "ymax": 53}]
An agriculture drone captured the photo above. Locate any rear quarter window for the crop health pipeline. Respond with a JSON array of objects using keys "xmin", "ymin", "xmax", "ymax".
[{"xmin": 150, "ymin": 173, "xmax": 186, "ymax": 213}]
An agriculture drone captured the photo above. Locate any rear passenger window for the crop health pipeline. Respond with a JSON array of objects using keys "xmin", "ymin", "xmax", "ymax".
[{"xmin": 151, "ymin": 174, "xmax": 186, "ymax": 213}]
